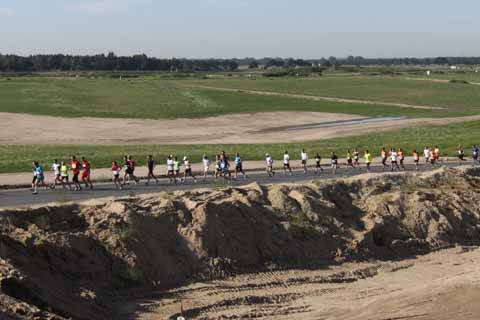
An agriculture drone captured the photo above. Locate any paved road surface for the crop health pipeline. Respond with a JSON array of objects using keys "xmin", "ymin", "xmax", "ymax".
[{"xmin": 0, "ymin": 162, "xmax": 472, "ymax": 209}]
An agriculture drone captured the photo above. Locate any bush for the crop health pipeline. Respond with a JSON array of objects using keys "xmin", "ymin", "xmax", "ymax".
[
  {"xmin": 262, "ymin": 71, "xmax": 290, "ymax": 77},
  {"xmin": 449, "ymin": 79, "xmax": 470, "ymax": 84}
]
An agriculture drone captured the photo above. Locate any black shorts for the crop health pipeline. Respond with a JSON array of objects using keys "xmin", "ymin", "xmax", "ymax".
[
  {"xmin": 284, "ymin": 163, "xmax": 290, "ymax": 168},
  {"xmin": 168, "ymin": 169, "xmax": 174, "ymax": 175},
  {"xmin": 235, "ymin": 164, "xmax": 242, "ymax": 171},
  {"xmin": 347, "ymin": 159, "xmax": 353, "ymax": 164},
  {"xmin": 301, "ymin": 160, "xmax": 307, "ymax": 165},
  {"xmin": 316, "ymin": 162, "xmax": 321, "ymax": 168},
  {"xmin": 185, "ymin": 168, "xmax": 192, "ymax": 175},
  {"xmin": 126, "ymin": 168, "xmax": 133, "ymax": 175},
  {"xmin": 32, "ymin": 176, "xmax": 37, "ymax": 184},
  {"xmin": 148, "ymin": 168, "xmax": 154, "ymax": 175},
  {"xmin": 73, "ymin": 173, "xmax": 79, "ymax": 182}
]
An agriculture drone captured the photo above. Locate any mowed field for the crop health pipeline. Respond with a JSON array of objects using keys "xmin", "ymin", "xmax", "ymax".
[
  {"xmin": 1, "ymin": 73, "xmax": 479, "ymax": 174},
  {"xmin": 185, "ymin": 76, "xmax": 480, "ymax": 113},
  {"xmin": 0, "ymin": 76, "xmax": 478, "ymax": 119}
]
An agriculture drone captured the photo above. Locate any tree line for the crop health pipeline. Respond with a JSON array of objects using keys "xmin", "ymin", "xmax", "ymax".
[
  {"xmin": 235, "ymin": 56, "xmax": 480, "ymax": 68},
  {"xmin": 2, "ymin": 52, "xmax": 480, "ymax": 72},
  {"xmin": 0, "ymin": 52, "xmax": 239, "ymax": 72}
]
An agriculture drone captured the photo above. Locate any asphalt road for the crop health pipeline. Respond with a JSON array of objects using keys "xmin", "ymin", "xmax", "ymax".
[{"xmin": 0, "ymin": 162, "xmax": 472, "ymax": 209}]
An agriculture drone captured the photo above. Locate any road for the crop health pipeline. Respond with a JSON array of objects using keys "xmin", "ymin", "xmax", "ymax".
[{"xmin": 0, "ymin": 162, "xmax": 472, "ymax": 209}]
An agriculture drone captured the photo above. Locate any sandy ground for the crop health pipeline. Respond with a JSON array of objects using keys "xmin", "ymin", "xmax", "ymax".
[
  {"xmin": 0, "ymin": 111, "xmax": 363, "ymax": 145},
  {"xmin": 135, "ymin": 246, "xmax": 480, "ymax": 320},
  {"xmin": 2, "ymin": 111, "xmax": 480, "ymax": 146},
  {"xmin": 192, "ymin": 85, "xmax": 445, "ymax": 110}
]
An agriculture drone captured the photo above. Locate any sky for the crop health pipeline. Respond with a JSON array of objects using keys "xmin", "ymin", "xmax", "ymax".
[{"xmin": 0, "ymin": 0, "xmax": 479, "ymax": 58}]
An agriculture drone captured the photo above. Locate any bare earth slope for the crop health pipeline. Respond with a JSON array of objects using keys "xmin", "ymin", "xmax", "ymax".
[
  {"xmin": 2, "ymin": 111, "xmax": 480, "ymax": 145},
  {"xmin": 1, "ymin": 167, "xmax": 480, "ymax": 319}
]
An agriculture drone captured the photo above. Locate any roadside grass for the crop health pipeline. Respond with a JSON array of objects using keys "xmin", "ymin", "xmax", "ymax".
[
  {"xmin": 185, "ymin": 76, "xmax": 480, "ymax": 112},
  {"xmin": 0, "ymin": 76, "xmax": 475, "ymax": 119},
  {"xmin": 1, "ymin": 120, "xmax": 479, "ymax": 174}
]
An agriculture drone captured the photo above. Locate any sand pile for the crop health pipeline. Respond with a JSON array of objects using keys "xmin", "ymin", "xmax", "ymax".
[{"xmin": 1, "ymin": 167, "xmax": 480, "ymax": 319}]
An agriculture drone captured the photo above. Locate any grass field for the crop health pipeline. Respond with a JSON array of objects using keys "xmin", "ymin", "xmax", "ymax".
[
  {"xmin": 186, "ymin": 76, "xmax": 480, "ymax": 112},
  {"xmin": 0, "ymin": 76, "xmax": 477, "ymax": 119},
  {"xmin": 1, "ymin": 120, "xmax": 479, "ymax": 174}
]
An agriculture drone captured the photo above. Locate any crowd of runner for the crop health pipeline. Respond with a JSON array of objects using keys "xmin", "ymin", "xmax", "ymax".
[{"xmin": 30, "ymin": 145, "xmax": 480, "ymax": 194}]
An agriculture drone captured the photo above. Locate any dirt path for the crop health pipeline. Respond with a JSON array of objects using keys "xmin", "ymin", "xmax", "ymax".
[
  {"xmin": 191, "ymin": 85, "xmax": 445, "ymax": 110},
  {"xmin": 135, "ymin": 247, "xmax": 480, "ymax": 320}
]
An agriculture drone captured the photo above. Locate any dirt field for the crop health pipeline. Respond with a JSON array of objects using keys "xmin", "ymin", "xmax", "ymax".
[
  {"xmin": 2, "ymin": 111, "xmax": 480, "ymax": 145},
  {"xmin": 136, "ymin": 247, "xmax": 480, "ymax": 320}
]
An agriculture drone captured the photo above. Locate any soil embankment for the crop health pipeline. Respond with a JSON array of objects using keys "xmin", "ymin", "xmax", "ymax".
[{"xmin": 1, "ymin": 167, "xmax": 480, "ymax": 319}]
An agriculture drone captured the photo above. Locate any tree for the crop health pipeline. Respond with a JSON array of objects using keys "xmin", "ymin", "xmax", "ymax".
[{"xmin": 248, "ymin": 61, "xmax": 259, "ymax": 69}]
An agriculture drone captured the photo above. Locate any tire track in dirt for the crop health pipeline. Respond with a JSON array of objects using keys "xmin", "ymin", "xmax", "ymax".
[{"xmin": 140, "ymin": 264, "xmax": 390, "ymax": 319}]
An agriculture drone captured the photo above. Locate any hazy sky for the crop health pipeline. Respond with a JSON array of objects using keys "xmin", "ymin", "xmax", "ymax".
[{"xmin": 1, "ymin": 0, "xmax": 479, "ymax": 58}]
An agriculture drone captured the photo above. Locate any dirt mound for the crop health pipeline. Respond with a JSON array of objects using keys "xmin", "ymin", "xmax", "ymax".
[{"xmin": 1, "ymin": 167, "xmax": 480, "ymax": 319}]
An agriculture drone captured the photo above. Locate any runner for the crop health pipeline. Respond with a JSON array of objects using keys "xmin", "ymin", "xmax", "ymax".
[
  {"xmin": 50, "ymin": 159, "xmax": 61, "ymax": 189},
  {"xmin": 32, "ymin": 161, "xmax": 48, "ymax": 195},
  {"xmin": 31, "ymin": 164, "xmax": 37, "ymax": 192},
  {"xmin": 81, "ymin": 157, "xmax": 93, "ymax": 189},
  {"xmin": 167, "ymin": 155, "xmax": 176, "ymax": 183},
  {"xmin": 202, "ymin": 155, "xmax": 210, "ymax": 182},
  {"xmin": 331, "ymin": 152, "xmax": 338, "ymax": 175},
  {"xmin": 234, "ymin": 153, "xmax": 247, "ymax": 180},
  {"xmin": 353, "ymin": 148, "xmax": 360, "ymax": 168},
  {"xmin": 473, "ymin": 145, "xmax": 479, "ymax": 166},
  {"xmin": 413, "ymin": 150, "xmax": 420, "ymax": 170},
  {"xmin": 346, "ymin": 149, "xmax": 354, "ymax": 171},
  {"xmin": 265, "ymin": 153, "xmax": 275, "ymax": 177},
  {"xmin": 458, "ymin": 145, "xmax": 465, "ymax": 161},
  {"xmin": 173, "ymin": 156, "xmax": 181, "ymax": 182},
  {"xmin": 146, "ymin": 155, "xmax": 159, "ymax": 185},
  {"xmin": 214, "ymin": 154, "xmax": 221, "ymax": 179},
  {"xmin": 429, "ymin": 147, "xmax": 436, "ymax": 166},
  {"xmin": 364, "ymin": 150, "xmax": 372, "ymax": 172},
  {"xmin": 381, "ymin": 147, "xmax": 388, "ymax": 170},
  {"xmin": 433, "ymin": 146, "xmax": 441, "ymax": 165},
  {"xmin": 123, "ymin": 155, "xmax": 140, "ymax": 185},
  {"xmin": 220, "ymin": 154, "xmax": 231, "ymax": 180},
  {"xmin": 398, "ymin": 148, "xmax": 405, "ymax": 171},
  {"xmin": 182, "ymin": 156, "xmax": 197, "ymax": 183},
  {"xmin": 111, "ymin": 161, "xmax": 122, "ymax": 190},
  {"xmin": 424, "ymin": 146, "xmax": 430, "ymax": 166},
  {"xmin": 314, "ymin": 153, "xmax": 323, "ymax": 174},
  {"xmin": 390, "ymin": 148, "xmax": 400, "ymax": 171},
  {"xmin": 71, "ymin": 156, "xmax": 82, "ymax": 191},
  {"xmin": 283, "ymin": 151, "xmax": 292, "ymax": 175},
  {"xmin": 300, "ymin": 149, "xmax": 308, "ymax": 174},
  {"xmin": 59, "ymin": 161, "xmax": 71, "ymax": 190}
]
